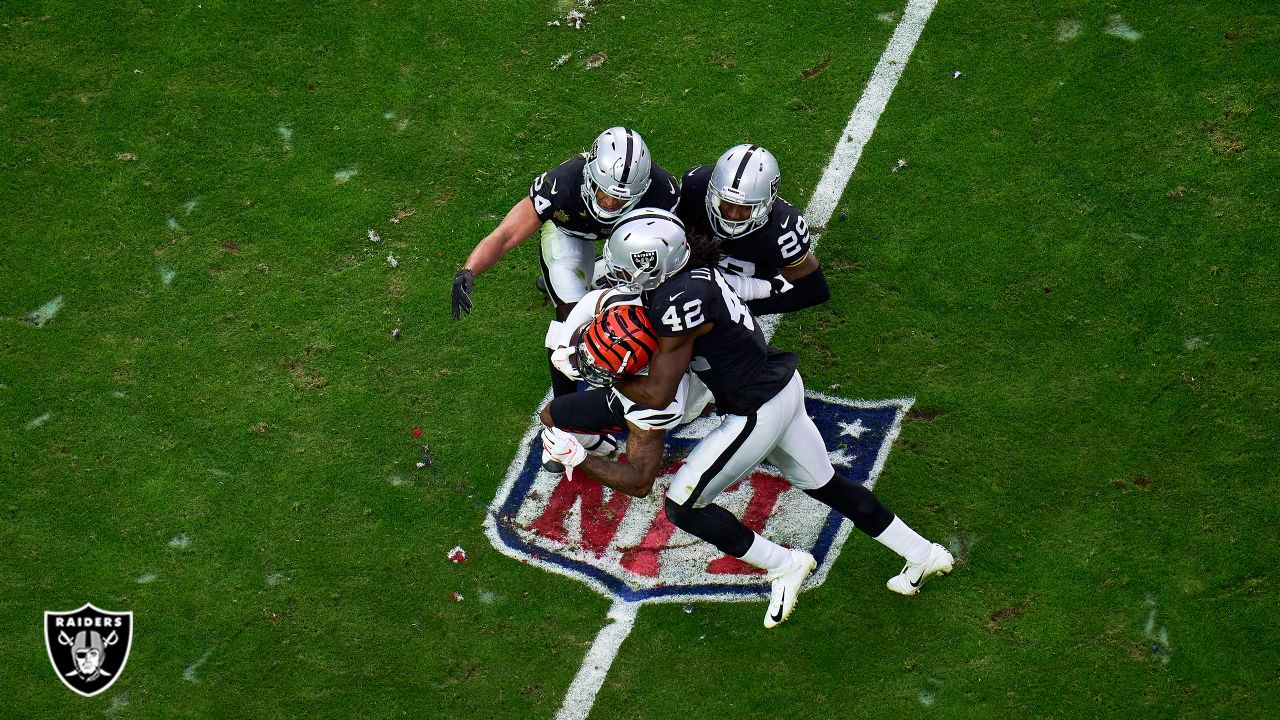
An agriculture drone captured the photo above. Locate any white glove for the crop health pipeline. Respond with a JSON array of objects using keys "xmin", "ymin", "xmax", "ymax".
[
  {"xmin": 550, "ymin": 346, "xmax": 582, "ymax": 380},
  {"xmin": 542, "ymin": 427, "xmax": 586, "ymax": 468}
]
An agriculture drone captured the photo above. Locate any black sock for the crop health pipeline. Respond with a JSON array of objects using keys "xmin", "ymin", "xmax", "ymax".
[
  {"xmin": 804, "ymin": 472, "xmax": 894, "ymax": 537},
  {"xmin": 664, "ymin": 498, "xmax": 755, "ymax": 557}
]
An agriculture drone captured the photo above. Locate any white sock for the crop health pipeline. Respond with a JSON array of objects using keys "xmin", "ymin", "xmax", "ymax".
[
  {"xmin": 738, "ymin": 533, "xmax": 793, "ymax": 573},
  {"xmin": 874, "ymin": 516, "xmax": 932, "ymax": 564}
]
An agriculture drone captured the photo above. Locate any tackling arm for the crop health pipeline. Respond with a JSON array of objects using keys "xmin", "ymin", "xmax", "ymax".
[
  {"xmin": 616, "ymin": 325, "xmax": 709, "ymax": 408},
  {"xmin": 746, "ymin": 253, "xmax": 829, "ymax": 315},
  {"xmin": 462, "ymin": 197, "xmax": 543, "ymax": 277}
]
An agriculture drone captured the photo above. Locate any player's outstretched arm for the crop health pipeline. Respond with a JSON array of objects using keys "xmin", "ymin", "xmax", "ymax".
[
  {"xmin": 452, "ymin": 197, "xmax": 543, "ymax": 318},
  {"xmin": 463, "ymin": 197, "xmax": 543, "ymax": 277}
]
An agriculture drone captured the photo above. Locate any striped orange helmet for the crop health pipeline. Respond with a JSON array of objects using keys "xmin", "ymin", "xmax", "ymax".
[{"xmin": 574, "ymin": 304, "xmax": 659, "ymax": 387}]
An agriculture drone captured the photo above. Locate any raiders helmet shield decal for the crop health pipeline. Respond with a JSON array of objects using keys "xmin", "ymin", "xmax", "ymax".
[
  {"xmin": 631, "ymin": 250, "xmax": 659, "ymax": 274},
  {"xmin": 44, "ymin": 603, "xmax": 133, "ymax": 697}
]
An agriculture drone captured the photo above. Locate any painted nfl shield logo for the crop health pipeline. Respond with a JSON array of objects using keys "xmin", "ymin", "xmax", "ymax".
[
  {"xmin": 44, "ymin": 603, "xmax": 133, "ymax": 697},
  {"xmin": 485, "ymin": 392, "xmax": 912, "ymax": 603}
]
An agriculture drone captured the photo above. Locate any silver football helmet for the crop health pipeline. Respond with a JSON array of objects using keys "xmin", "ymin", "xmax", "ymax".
[
  {"xmin": 706, "ymin": 144, "xmax": 780, "ymax": 237},
  {"xmin": 582, "ymin": 127, "xmax": 653, "ymax": 223},
  {"xmin": 601, "ymin": 208, "xmax": 689, "ymax": 291}
]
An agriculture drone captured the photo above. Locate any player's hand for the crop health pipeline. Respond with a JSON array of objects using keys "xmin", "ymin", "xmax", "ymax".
[
  {"xmin": 452, "ymin": 268, "xmax": 475, "ymax": 319},
  {"xmin": 550, "ymin": 346, "xmax": 583, "ymax": 381},
  {"xmin": 768, "ymin": 274, "xmax": 794, "ymax": 296},
  {"xmin": 542, "ymin": 427, "xmax": 586, "ymax": 468}
]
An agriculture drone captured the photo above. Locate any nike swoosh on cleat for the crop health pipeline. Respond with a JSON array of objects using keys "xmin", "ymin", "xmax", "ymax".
[
  {"xmin": 770, "ymin": 591, "xmax": 785, "ymax": 623},
  {"xmin": 910, "ymin": 575, "xmax": 924, "ymax": 588}
]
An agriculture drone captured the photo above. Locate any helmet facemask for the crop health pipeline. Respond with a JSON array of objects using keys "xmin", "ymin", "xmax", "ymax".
[
  {"xmin": 706, "ymin": 144, "xmax": 780, "ymax": 238},
  {"xmin": 581, "ymin": 127, "xmax": 653, "ymax": 224},
  {"xmin": 600, "ymin": 209, "xmax": 690, "ymax": 292}
]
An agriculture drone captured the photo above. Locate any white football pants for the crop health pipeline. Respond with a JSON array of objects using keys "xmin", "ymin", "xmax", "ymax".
[
  {"xmin": 537, "ymin": 222, "xmax": 597, "ymax": 306},
  {"xmin": 666, "ymin": 372, "xmax": 833, "ymax": 508}
]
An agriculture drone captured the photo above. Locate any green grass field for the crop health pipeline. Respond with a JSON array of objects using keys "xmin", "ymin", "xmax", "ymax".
[{"xmin": 3, "ymin": 1, "xmax": 1278, "ymax": 718}]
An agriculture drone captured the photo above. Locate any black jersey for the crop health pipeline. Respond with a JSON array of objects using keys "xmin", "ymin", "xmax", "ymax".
[
  {"xmin": 646, "ymin": 265, "xmax": 797, "ymax": 416},
  {"xmin": 676, "ymin": 165, "xmax": 812, "ymax": 279},
  {"xmin": 529, "ymin": 155, "xmax": 680, "ymax": 241}
]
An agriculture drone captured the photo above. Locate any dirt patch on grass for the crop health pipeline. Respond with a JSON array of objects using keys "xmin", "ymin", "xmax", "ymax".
[
  {"xmin": 220, "ymin": 240, "xmax": 242, "ymax": 253},
  {"xmin": 986, "ymin": 604, "xmax": 1026, "ymax": 632},
  {"xmin": 284, "ymin": 339, "xmax": 331, "ymax": 390},
  {"xmin": 905, "ymin": 407, "xmax": 946, "ymax": 422},
  {"xmin": 801, "ymin": 56, "xmax": 831, "ymax": 81}
]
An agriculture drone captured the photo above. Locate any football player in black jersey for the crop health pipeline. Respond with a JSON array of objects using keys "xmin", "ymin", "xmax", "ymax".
[
  {"xmin": 541, "ymin": 208, "xmax": 952, "ymax": 628},
  {"xmin": 451, "ymin": 127, "xmax": 680, "ymax": 398},
  {"xmin": 675, "ymin": 144, "xmax": 830, "ymax": 316}
]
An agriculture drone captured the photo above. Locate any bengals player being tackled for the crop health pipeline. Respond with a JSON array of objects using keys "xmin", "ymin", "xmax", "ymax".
[{"xmin": 540, "ymin": 208, "xmax": 952, "ymax": 628}]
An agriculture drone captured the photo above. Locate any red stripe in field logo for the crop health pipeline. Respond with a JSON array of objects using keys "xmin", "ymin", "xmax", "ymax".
[{"xmin": 485, "ymin": 392, "xmax": 912, "ymax": 604}]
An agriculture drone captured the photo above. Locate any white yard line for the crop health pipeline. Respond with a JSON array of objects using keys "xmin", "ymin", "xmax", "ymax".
[
  {"xmin": 553, "ymin": 600, "xmax": 640, "ymax": 720},
  {"xmin": 554, "ymin": 2, "xmax": 939, "ymax": 717}
]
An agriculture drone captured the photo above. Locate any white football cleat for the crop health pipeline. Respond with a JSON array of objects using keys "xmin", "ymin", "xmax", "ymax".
[
  {"xmin": 764, "ymin": 549, "xmax": 816, "ymax": 628},
  {"xmin": 540, "ymin": 448, "xmax": 566, "ymax": 475},
  {"xmin": 887, "ymin": 543, "xmax": 954, "ymax": 596}
]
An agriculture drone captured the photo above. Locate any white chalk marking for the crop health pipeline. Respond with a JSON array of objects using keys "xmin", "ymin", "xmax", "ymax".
[
  {"xmin": 477, "ymin": 588, "xmax": 499, "ymax": 604},
  {"xmin": 112, "ymin": 389, "xmax": 128, "ymax": 398},
  {"xmin": 184, "ymin": 198, "xmax": 199, "ymax": 214},
  {"xmin": 136, "ymin": 572, "xmax": 159, "ymax": 583},
  {"xmin": 877, "ymin": 11, "xmax": 897, "ymax": 24},
  {"xmin": 22, "ymin": 295, "xmax": 64, "ymax": 327},
  {"xmin": 167, "ymin": 217, "xmax": 182, "ymax": 231},
  {"xmin": 266, "ymin": 571, "xmax": 286, "ymax": 586},
  {"xmin": 918, "ymin": 690, "xmax": 936, "ymax": 706},
  {"xmin": 334, "ymin": 167, "xmax": 358, "ymax": 183},
  {"xmin": 182, "ymin": 650, "xmax": 212, "ymax": 682},
  {"xmin": 1055, "ymin": 19, "xmax": 1082, "ymax": 42},
  {"xmin": 278, "ymin": 124, "xmax": 293, "ymax": 151},
  {"xmin": 25, "ymin": 412, "xmax": 53, "ymax": 429},
  {"xmin": 761, "ymin": 0, "xmax": 937, "ymax": 341},
  {"xmin": 383, "ymin": 110, "xmax": 397, "ymax": 120},
  {"xmin": 105, "ymin": 693, "xmax": 130, "ymax": 715},
  {"xmin": 827, "ymin": 448, "xmax": 856, "ymax": 467},
  {"xmin": 554, "ymin": 600, "xmax": 639, "ymax": 720},
  {"xmin": 168, "ymin": 533, "xmax": 190, "ymax": 549},
  {"xmin": 387, "ymin": 474, "xmax": 410, "ymax": 487},
  {"xmin": 158, "ymin": 264, "xmax": 176, "ymax": 285},
  {"xmin": 1184, "ymin": 336, "xmax": 1203, "ymax": 350},
  {"xmin": 550, "ymin": 5, "xmax": 936, "ymax": 717},
  {"xmin": 1104, "ymin": 14, "xmax": 1142, "ymax": 42}
]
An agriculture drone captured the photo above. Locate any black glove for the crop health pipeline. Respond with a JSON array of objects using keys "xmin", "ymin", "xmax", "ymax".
[{"xmin": 451, "ymin": 268, "xmax": 475, "ymax": 319}]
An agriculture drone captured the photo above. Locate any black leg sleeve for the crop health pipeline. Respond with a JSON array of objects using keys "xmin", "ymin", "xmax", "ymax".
[
  {"xmin": 745, "ymin": 266, "xmax": 830, "ymax": 316},
  {"xmin": 665, "ymin": 497, "xmax": 755, "ymax": 558},
  {"xmin": 804, "ymin": 472, "xmax": 894, "ymax": 537}
]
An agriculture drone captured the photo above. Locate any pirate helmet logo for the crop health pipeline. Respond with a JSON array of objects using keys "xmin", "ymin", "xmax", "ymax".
[
  {"xmin": 631, "ymin": 250, "xmax": 659, "ymax": 273},
  {"xmin": 44, "ymin": 603, "xmax": 133, "ymax": 697}
]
